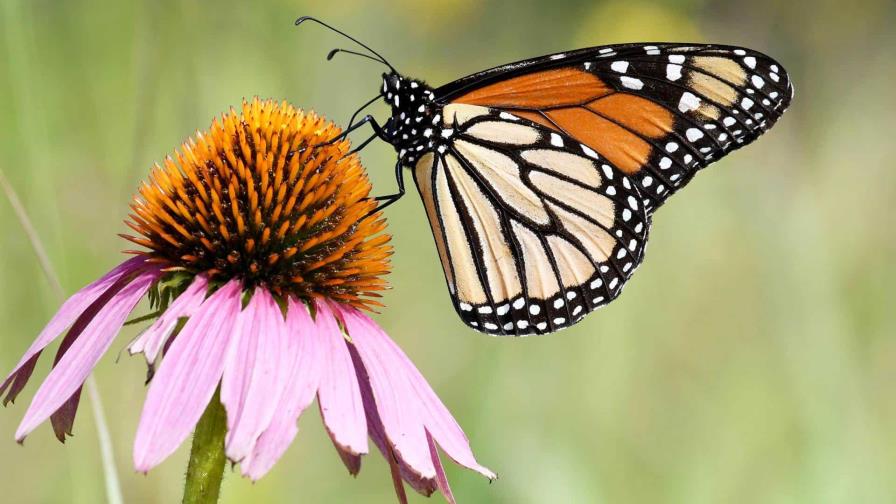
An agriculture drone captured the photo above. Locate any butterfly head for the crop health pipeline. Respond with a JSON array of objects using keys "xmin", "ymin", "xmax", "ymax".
[{"xmin": 381, "ymin": 72, "xmax": 440, "ymax": 164}]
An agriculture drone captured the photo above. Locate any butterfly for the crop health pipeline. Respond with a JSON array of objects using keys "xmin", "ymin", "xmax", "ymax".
[{"xmin": 296, "ymin": 17, "xmax": 794, "ymax": 336}]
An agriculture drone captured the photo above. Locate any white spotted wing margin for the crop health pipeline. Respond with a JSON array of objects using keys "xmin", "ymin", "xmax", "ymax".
[
  {"xmin": 581, "ymin": 44, "xmax": 793, "ymax": 212},
  {"xmin": 412, "ymin": 106, "xmax": 650, "ymax": 336},
  {"xmin": 437, "ymin": 43, "xmax": 793, "ymax": 215}
]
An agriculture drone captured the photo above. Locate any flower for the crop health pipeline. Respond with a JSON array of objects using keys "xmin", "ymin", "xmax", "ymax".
[{"xmin": 2, "ymin": 98, "xmax": 493, "ymax": 500}]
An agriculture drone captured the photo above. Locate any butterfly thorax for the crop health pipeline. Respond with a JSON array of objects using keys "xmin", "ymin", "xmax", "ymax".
[{"xmin": 381, "ymin": 72, "xmax": 446, "ymax": 166}]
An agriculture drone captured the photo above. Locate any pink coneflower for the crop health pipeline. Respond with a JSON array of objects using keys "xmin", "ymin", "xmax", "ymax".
[{"xmin": 2, "ymin": 98, "xmax": 493, "ymax": 502}]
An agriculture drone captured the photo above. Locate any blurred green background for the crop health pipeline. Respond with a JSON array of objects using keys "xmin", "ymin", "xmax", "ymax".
[{"xmin": 1, "ymin": 0, "xmax": 894, "ymax": 502}]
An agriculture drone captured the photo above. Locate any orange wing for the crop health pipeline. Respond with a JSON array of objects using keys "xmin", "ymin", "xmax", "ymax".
[{"xmin": 445, "ymin": 44, "xmax": 792, "ymax": 211}]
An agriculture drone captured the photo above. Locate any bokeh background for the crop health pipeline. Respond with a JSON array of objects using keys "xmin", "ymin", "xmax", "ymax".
[{"xmin": 1, "ymin": 0, "xmax": 894, "ymax": 502}]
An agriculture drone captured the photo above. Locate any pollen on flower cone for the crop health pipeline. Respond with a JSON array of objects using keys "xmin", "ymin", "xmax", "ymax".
[{"xmin": 122, "ymin": 98, "xmax": 392, "ymax": 310}]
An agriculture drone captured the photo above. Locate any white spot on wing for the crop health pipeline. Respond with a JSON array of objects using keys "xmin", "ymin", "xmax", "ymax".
[
  {"xmin": 678, "ymin": 92, "xmax": 701, "ymax": 113},
  {"xmin": 666, "ymin": 64, "xmax": 682, "ymax": 81},
  {"xmin": 611, "ymin": 61, "xmax": 629, "ymax": 73},
  {"xmin": 621, "ymin": 76, "xmax": 644, "ymax": 90},
  {"xmin": 601, "ymin": 164, "xmax": 614, "ymax": 179},
  {"xmin": 581, "ymin": 145, "xmax": 599, "ymax": 159},
  {"xmin": 499, "ymin": 112, "xmax": 519, "ymax": 121}
]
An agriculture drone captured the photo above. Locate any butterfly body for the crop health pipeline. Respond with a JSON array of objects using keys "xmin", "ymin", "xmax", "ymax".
[{"xmin": 312, "ymin": 26, "xmax": 794, "ymax": 336}]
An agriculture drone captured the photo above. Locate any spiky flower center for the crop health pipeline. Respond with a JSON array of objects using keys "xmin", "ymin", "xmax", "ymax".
[{"xmin": 124, "ymin": 98, "xmax": 391, "ymax": 309}]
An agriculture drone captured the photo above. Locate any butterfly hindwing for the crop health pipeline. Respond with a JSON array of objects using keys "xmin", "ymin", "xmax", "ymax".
[
  {"xmin": 413, "ymin": 105, "xmax": 650, "ymax": 336},
  {"xmin": 438, "ymin": 43, "xmax": 793, "ymax": 212}
]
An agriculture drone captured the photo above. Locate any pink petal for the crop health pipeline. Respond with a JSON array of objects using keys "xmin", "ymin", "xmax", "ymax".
[
  {"xmin": 15, "ymin": 265, "xmax": 160, "ymax": 442},
  {"xmin": 128, "ymin": 275, "xmax": 209, "ymax": 363},
  {"xmin": 333, "ymin": 304, "xmax": 434, "ymax": 479},
  {"xmin": 314, "ymin": 299, "xmax": 367, "ymax": 457},
  {"xmin": 222, "ymin": 288, "xmax": 289, "ymax": 463},
  {"xmin": 47, "ymin": 313, "xmax": 93, "ymax": 443},
  {"xmin": 337, "ymin": 303, "xmax": 496, "ymax": 480},
  {"xmin": 348, "ymin": 344, "xmax": 437, "ymax": 496},
  {"xmin": 1, "ymin": 256, "xmax": 147, "ymax": 402},
  {"xmin": 332, "ymin": 444, "xmax": 363, "ymax": 477},
  {"xmin": 49, "ymin": 387, "xmax": 81, "ymax": 443},
  {"xmin": 240, "ymin": 298, "xmax": 323, "ymax": 480},
  {"xmin": 133, "ymin": 279, "xmax": 242, "ymax": 472},
  {"xmin": 428, "ymin": 431, "xmax": 457, "ymax": 504}
]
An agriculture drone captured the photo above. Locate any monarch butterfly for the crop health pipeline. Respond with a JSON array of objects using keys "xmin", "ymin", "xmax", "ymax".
[{"xmin": 296, "ymin": 17, "xmax": 793, "ymax": 337}]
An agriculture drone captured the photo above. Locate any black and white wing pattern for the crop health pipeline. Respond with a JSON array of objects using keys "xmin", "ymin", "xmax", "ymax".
[
  {"xmin": 412, "ymin": 104, "xmax": 650, "ymax": 336},
  {"xmin": 438, "ymin": 43, "xmax": 794, "ymax": 213}
]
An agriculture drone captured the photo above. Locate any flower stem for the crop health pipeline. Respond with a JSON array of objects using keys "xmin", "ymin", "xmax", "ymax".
[{"xmin": 183, "ymin": 389, "xmax": 228, "ymax": 504}]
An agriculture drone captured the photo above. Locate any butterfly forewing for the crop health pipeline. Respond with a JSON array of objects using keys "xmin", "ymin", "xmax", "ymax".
[
  {"xmin": 439, "ymin": 43, "xmax": 793, "ymax": 212},
  {"xmin": 413, "ymin": 105, "xmax": 649, "ymax": 336}
]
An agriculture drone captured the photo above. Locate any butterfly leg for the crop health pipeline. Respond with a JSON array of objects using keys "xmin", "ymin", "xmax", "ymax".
[
  {"xmin": 345, "ymin": 94, "xmax": 381, "ymax": 130},
  {"xmin": 373, "ymin": 159, "xmax": 406, "ymax": 211},
  {"xmin": 359, "ymin": 159, "xmax": 405, "ymax": 219},
  {"xmin": 348, "ymin": 133, "xmax": 378, "ymax": 156},
  {"xmin": 295, "ymin": 114, "xmax": 388, "ymax": 158}
]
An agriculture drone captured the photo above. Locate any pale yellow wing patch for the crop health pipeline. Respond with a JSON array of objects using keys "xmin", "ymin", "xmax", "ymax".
[
  {"xmin": 465, "ymin": 121, "xmax": 542, "ymax": 145},
  {"xmin": 445, "ymin": 153, "xmax": 523, "ymax": 303},
  {"xmin": 520, "ymin": 149, "xmax": 603, "ymax": 188},
  {"xmin": 453, "ymin": 139, "xmax": 550, "ymax": 225},
  {"xmin": 510, "ymin": 219, "xmax": 561, "ymax": 301}
]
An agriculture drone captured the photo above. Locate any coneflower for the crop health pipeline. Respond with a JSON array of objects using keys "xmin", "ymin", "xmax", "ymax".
[{"xmin": 2, "ymin": 98, "xmax": 493, "ymax": 503}]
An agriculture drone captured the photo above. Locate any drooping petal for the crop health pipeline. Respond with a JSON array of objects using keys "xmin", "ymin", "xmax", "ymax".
[
  {"xmin": 334, "ymin": 303, "xmax": 434, "ymax": 479},
  {"xmin": 222, "ymin": 288, "xmax": 289, "ymax": 463},
  {"xmin": 428, "ymin": 431, "xmax": 457, "ymax": 504},
  {"xmin": 49, "ymin": 388, "xmax": 81, "ymax": 443},
  {"xmin": 15, "ymin": 265, "xmax": 160, "ymax": 442},
  {"xmin": 348, "ymin": 344, "xmax": 437, "ymax": 496},
  {"xmin": 133, "ymin": 279, "xmax": 242, "ymax": 472},
  {"xmin": 314, "ymin": 299, "xmax": 367, "ymax": 458},
  {"xmin": 240, "ymin": 298, "xmax": 322, "ymax": 480},
  {"xmin": 338, "ymin": 302, "xmax": 496, "ymax": 480},
  {"xmin": 1, "ymin": 256, "xmax": 147, "ymax": 402},
  {"xmin": 48, "ymin": 312, "xmax": 94, "ymax": 442},
  {"xmin": 128, "ymin": 274, "xmax": 209, "ymax": 363}
]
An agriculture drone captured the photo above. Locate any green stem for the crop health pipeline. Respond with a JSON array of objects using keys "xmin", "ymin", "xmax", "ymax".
[
  {"xmin": 183, "ymin": 389, "xmax": 228, "ymax": 504},
  {"xmin": 123, "ymin": 310, "xmax": 163, "ymax": 326}
]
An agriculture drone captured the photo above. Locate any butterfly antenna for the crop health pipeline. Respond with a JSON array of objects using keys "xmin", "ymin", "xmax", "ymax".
[
  {"xmin": 327, "ymin": 48, "xmax": 391, "ymax": 69},
  {"xmin": 295, "ymin": 16, "xmax": 396, "ymax": 73}
]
